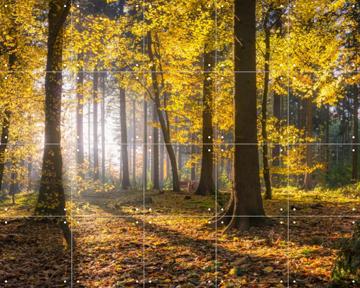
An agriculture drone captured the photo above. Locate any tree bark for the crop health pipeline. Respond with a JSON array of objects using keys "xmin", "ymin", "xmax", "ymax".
[
  {"xmin": 35, "ymin": 0, "xmax": 71, "ymax": 217},
  {"xmin": 132, "ymin": 99, "xmax": 136, "ymax": 185},
  {"xmin": 304, "ymin": 98, "xmax": 313, "ymax": 190},
  {"xmin": 93, "ymin": 71, "xmax": 99, "ymax": 180},
  {"xmin": 159, "ymin": 133, "xmax": 164, "ymax": 189},
  {"xmin": 195, "ymin": 49, "xmax": 215, "ymax": 195},
  {"xmin": 218, "ymin": 0, "xmax": 265, "ymax": 230},
  {"xmin": 101, "ymin": 73, "xmax": 106, "ymax": 184},
  {"xmin": 9, "ymin": 166, "xmax": 17, "ymax": 205},
  {"xmin": 119, "ymin": 87, "xmax": 130, "ymax": 189},
  {"xmin": 88, "ymin": 99, "xmax": 91, "ymax": 173},
  {"xmin": 76, "ymin": 60, "xmax": 84, "ymax": 178},
  {"xmin": 143, "ymin": 99, "xmax": 148, "ymax": 190},
  {"xmin": 191, "ymin": 136, "xmax": 196, "ymax": 181},
  {"xmin": 147, "ymin": 31, "xmax": 180, "ymax": 192},
  {"xmin": 324, "ymin": 105, "xmax": 330, "ymax": 174},
  {"xmin": 352, "ymin": 85, "xmax": 359, "ymax": 181},
  {"xmin": 152, "ymin": 103, "xmax": 160, "ymax": 190},
  {"xmin": 0, "ymin": 54, "xmax": 16, "ymax": 194},
  {"xmin": 0, "ymin": 109, "xmax": 11, "ymax": 194},
  {"xmin": 262, "ymin": 26, "xmax": 272, "ymax": 200},
  {"xmin": 27, "ymin": 159, "xmax": 32, "ymax": 192}
]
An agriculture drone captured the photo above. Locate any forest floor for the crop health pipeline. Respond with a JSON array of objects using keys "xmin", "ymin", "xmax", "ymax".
[{"xmin": 0, "ymin": 187, "xmax": 359, "ymax": 287}]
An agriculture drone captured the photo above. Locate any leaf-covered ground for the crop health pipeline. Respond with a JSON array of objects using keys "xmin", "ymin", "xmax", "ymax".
[{"xmin": 0, "ymin": 187, "xmax": 359, "ymax": 287}]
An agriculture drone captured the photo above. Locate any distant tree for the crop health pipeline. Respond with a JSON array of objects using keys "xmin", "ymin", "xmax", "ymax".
[
  {"xmin": 93, "ymin": 71, "xmax": 99, "ymax": 180},
  {"xmin": 101, "ymin": 74, "xmax": 106, "ymax": 184},
  {"xmin": 76, "ymin": 57, "xmax": 84, "ymax": 178},
  {"xmin": 147, "ymin": 31, "xmax": 180, "ymax": 192},
  {"xmin": 119, "ymin": 87, "xmax": 131, "ymax": 189},
  {"xmin": 195, "ymin": 49, "xmax": 215, "ymax": 196},
  {"xmin": 152, "ymin": 103, "xmax": 160, "ymax": 190}
]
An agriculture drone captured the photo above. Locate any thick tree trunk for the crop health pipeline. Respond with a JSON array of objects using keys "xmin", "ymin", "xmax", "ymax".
[
  {"xmin": 101, "ymin": 74, "xmax": 106, "ymax": 184},
  {"xmin": 304, "ymin": 98, "xmax": 313, "ymax": 190},
  {"xmin": 147, "ymin": 31, "xmax": 180, "ymax": 192},
  {"xmin": 262, "ymin": 27, "xmax": 272, "ymax": 200},
  {"xmin": 152, "ymin": 103, "xmax": 160, "ymax": 190},
  {"xmin": 119, "ymin": 88, "xmax": 130, "ymax": 189},
  {"xmin": 218, "ymin": 0, "xmax": 265, "ymax": 230},
  {"xmin": 76, "ymin": 62, "xmax": 84, "ymax": 177},
  {"xmin": 352, "ymin": 85, "xmax": 359, "ymax": 181},
  {"xmin": 93, "ymin": 71, "xmax": 99, "ymax": 180},
  {"xmin": 35, "ymin": 0, "xmax": 71, "ymax": 218},
  {"xmin": 195, "ymin": 49, "xmax": 215, "ymax": 195}
]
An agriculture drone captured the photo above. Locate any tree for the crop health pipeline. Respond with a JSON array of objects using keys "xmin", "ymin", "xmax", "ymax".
[
  {"xmin": 259, "ymin": 1, "xmax": 286, "ymax": 199},
  {"xmin": 76, "ymin": 57, "xmax": 84, "ymax": 178},
  {"xmin": 144, "ymin": 98, "xmax": 148, "ymax": 189},
  {"xmin": 119, "ymin": 87, "xmax": 131, "ymax": 189},
  {"xmin": 35, "ymin": 0, "xmax": 70, "ymax": 215},
  {"xmin": 93, "ymin": 71, "xmax": 99, "ymax": 180},
  {"xmin": 195, "ymin": 49, "xmax": 215, "ymax": 196},
  {"xmin": 0, "ymin": 97, "xmax": 12, "ymax": 193},
  {"xmin": 147, "ymin": 31, "xmax": 180, "ymax": 192},
  {"xmin": 35, "ymin": 0, "xmax": 72, "ymax": 244},
  {"xmin": 352, "ymin": 85, "xmax": 359, "ymax": 181},
  {"xmin": 218, "ymin": 0, "xmax": 265, "ymax": 231},
  {"xmin": 101, "ymin": 73, "xmax": 106, "ymax": 184},
  {"xmin": 152, "ymin": 103, "xmax": 160, "ymax": 190}
]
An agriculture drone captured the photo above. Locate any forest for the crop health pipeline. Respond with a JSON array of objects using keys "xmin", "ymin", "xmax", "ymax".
[{"xmin": 0, "ymin": 0, "xmax": 359, "ymax": 287}]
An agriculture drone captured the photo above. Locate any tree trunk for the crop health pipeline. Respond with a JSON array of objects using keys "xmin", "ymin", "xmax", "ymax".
[
  {"xmin": 218, "ymin": 0, "xmax": 265, "ymax": 230},
  {"xmin": 352, "ymin": 85, "xmax": 359, "ymax": 181},
  {"xmin": 0, "ymin": 54, "xmax": 16, "ymax": 193},
  {"xmin": 27, "ymin": 159, "xmax": 33, "ymax": 191},
  {"xmin": 195, "ymin": 49, "xmax": 215, "ymax": 195},
  {"xmin": 9, "ymin": 167, "xmax": 17, "ymax": 205},
  {"xmin": 147, "ymin": 31, "xmax": 180, "ymax": 192},
  {"xmin": 0, "ymin": 109, "xmax": 11, "ymax": 194},
  {"xmin": 35, "ymin": 0, "xmax": 71, "ymax": 217},
  {"xmin": 325, "ymin": 105, "xmax": 330, "ymax": 175},
  {"xmin": 159, "ymin": 137, "xmax": 164, "ymax": 189},
  {"xmin": 101, "ymin": 73, "xmax": 106, "ymax": 184},
  {"xmin": 119, "ymin": 87, "xmax": 130, "ymax": 189},
  {"xmin": 93, "ymin": 71, "xmax": 99, "ymax": 180},
  {"xmin": 76, "ymin": 62, "xmax": 84, "ymax": 177},
  {"xmin": 143, "ymin": 99, "xmax": 148, "ymax": 190},
  {"xmin": 262, "ymin": 26, "xmax": 272, "ymax": 200},
  {"xmin": 132, "ymin": 99, "xmax": 136, "ymax": 185},
  {"xmin": 304, "ymin": 98, "xmax": 313, "ymax": 190},
  {"xmin": 191, "ymin": 138, "xmax": 196, "ymax": 181},
  {"xmin": 88, "ymin": 99, "xmax": 91, "ymax": 174},
  {"xmin": 152, "ymin": 103, "xmax": 160, "ymax": 190}
]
